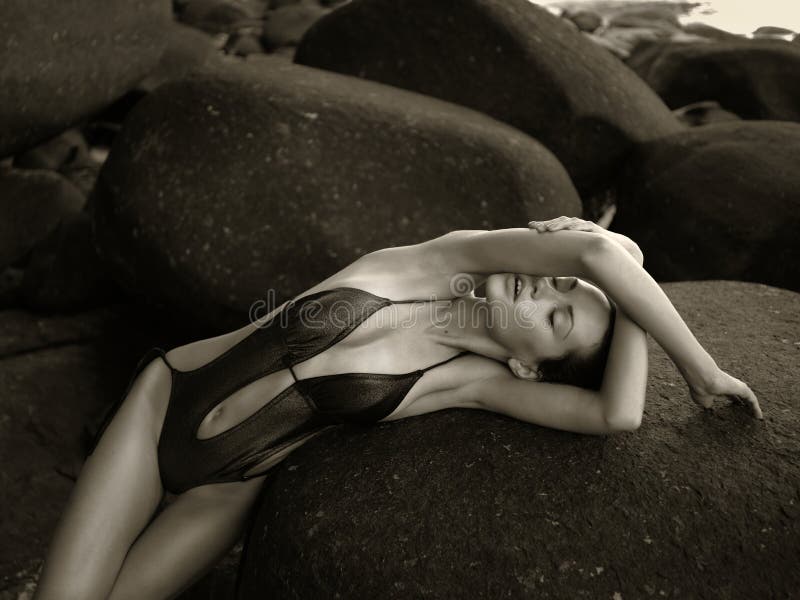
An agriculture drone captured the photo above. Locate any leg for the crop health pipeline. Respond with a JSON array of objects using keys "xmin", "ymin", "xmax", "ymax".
[
  {"xmin": 34, "ymin": 358, "xmax": 172, "ymax": 600},
  {"xmin": 107, "ymin": 477, "xmax": 268, "ymax": 600}
]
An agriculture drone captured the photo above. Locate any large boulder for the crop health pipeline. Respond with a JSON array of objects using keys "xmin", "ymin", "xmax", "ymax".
[
  {"xmin": 294, "ymin": 0, "xmax": 681, "ymax": 197},
  {"xmin": 628, "ymin": 39, "xmax": 800, "ymax": 122},
  {"xmin": 0, "ymin": 0, "xmax": 172, "ymax": 158},
  {"xmin": 21, "ymin": 213, "xmax": 122, "ymax": 312},
  {"xmin": 237, "ymin": 281, "xmax": 800, "ymax": 600},
  {"xmin": 680, "ymin": 22, "xmax": 744, "ymax": 42},
  {"xmin": 0, "ymin": 169, "xmax": 86, "ymax": 270},
  {"xmin": 93, "ymin": 57, "xmax": 581, "ymax": 334},
  {"xmin": 611, "ymin": 121, "xmax": 800, "ymax": 291}
]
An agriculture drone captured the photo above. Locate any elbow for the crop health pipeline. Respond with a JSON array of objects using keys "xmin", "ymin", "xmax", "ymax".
[
  {"xmin": 579, "ymin": 235, "xmax": 618, "ymax": 278},
  {"xmin": 628, "ymin": 242, "xmax": 644, "ymax": 266},
  {"xmin": 603, "ymin": 411, "xmax": 642, "ymax": 433}
]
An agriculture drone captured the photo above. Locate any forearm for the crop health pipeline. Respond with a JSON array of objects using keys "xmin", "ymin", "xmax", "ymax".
[
  {"xmin": 429, "ymin": 228, "xmax": 602, "ymax": 279},
  {"xmin": 599, "ymin": 309, "xmax": 649, "ymax": 430},
  {"xmin": 583, "ymin": 239, "xmax": 717, "ymax": 388}
]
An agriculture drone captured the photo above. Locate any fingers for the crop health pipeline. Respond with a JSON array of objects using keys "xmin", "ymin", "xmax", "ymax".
[
  {"xmin": 741, "ymin": 386, "xmax": 763, "ymax": 420},
  {"xmin": 528, "ymin": 216, "xmax": 596, "ymax": 233},
  {"xmin": 729, "ymin": 382, "xmax": 763, "ymax": 420}
]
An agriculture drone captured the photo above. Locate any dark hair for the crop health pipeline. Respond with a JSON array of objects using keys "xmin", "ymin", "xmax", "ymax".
[{"xmin": 537, "ymin": 297, "xmax": 617, "ymax": 391}]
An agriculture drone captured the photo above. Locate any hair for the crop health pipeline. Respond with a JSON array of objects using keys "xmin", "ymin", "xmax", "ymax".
[{"xmin": 536, "ymin": 295, "xmax": 617, "ymax": 391}]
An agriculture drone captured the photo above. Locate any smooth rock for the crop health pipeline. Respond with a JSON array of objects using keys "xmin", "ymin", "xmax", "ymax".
[
  {"xmin": 0, "ymin": 267, "xmax": 24, "ymax": 310},
  {"xmin": 607, "ymin": 4, "xmax": 682, "ymax": 28},
  {"xmin": 92, "ymin": 57, "xmax": 581, "ymax": 333},
  {"xmin": 138, "ymin": 22, "xmax": 221, "ymax": 93},
  {"xmin": 629, "ymin": 39, "xmax": 800, "ymax": 121},
  {"xmin": 12, "ymin": 129, "xmax": 101, "ymax": 197},
  {"xmin": 564, "ymin": 9, "xmax": 602, "ymax": 33},
  {"xmin": 612, "ymin": 121, "xmax": 800, "ymax": 290},
  {"xmin": 681, "ymin": 22, "xmax": 743, "ymax": 42},
  {"xmin": 13, "ymin": 129, "xmax": 89, "ymax": 172},
  {"xmin": 225, "ymin": 31, "xmax": 266, "ymax": 56},
  {"xmin": 753, "ymin": 25, "xmax": 795, "ymax": 37},
  {"xmin": 672, "ymin": 100, "xmax": 741, "ymax": 126},
  {"xmin": 295, "ymin": 0, "xmax": 681, "ymax": 197},
  {"xmin": 0, "ymin": 0, "xmax": 171, "ymax": 158},
  {"xmin": 0, "ymin": 305, "xmax": 125, "ymax": 357},
  {"xmin": 177, "ymin": 0, "xmax": 260, "ymax": 34},
  {"xmin": 0, "ymin": 170, "xmax": 85, "ymax": 270},
  {"xmin": 237, "ymin": 281, "xmax": 800, "ymax": 600},
  {"xmin": 21, "ymin": 212, "xmax": 121, "ymax": 312},
  {"xmin": 607, "ymin": 13, "xmax": 681, "ymax": 34},
  {"xmin": 262, "ymin": 1, "xmax": 329, "ymax": 51}
]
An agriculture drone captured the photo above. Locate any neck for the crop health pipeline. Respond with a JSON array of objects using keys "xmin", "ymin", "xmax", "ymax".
[{"xmin": 429, "ymin": 295, "xmax": 511, "ymax": 362}]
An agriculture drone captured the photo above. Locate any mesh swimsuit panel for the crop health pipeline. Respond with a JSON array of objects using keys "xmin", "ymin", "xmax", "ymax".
[{"xmin": 91, "ymin": 287, "xmax": 467, "ymax": 494}]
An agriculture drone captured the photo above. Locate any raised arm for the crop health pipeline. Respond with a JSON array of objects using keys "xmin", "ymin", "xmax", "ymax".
[
  {"xmin": 457, "ymin": 303, "xmax": 648, "ymax": 435},
  {"xmin": 579, "ymin": 228, "xmax": 762, "ymax": 419}
]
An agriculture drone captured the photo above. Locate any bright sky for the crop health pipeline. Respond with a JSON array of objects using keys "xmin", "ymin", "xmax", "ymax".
[
  {"xmin": 686, "ymin": 0, "xmax": 800, "ymax": 34},
  {"xmin": 541, "ymin": 0, "xmax": 800, "ymax": 34}
]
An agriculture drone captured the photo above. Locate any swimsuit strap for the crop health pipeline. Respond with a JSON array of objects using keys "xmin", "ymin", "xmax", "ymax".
[
  {"xmin": 150, "ymin": 346, "xmax": 177, "ymax": 371},
  {"xmin": 419, "ymin": 350, "xmax": 470, "ymax": 373}
]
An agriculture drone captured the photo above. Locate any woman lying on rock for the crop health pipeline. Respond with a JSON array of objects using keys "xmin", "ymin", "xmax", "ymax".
[{"xmin": 34, "ymin": 216, "xmax": 762, "ymax": 600}]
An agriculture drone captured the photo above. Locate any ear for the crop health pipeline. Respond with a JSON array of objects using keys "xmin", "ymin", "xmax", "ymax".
[{"xmin": 507, "ymin": 357, "xmax": 542, "ymax": 381}]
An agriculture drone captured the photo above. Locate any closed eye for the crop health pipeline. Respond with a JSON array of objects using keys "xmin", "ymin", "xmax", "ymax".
[{"xmin": 556, "ymin": 277, "xmax": 578, "ymax": 292}]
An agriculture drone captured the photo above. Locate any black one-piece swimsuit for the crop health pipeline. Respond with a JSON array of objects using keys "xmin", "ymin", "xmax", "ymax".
[{"xmin": 90, "ymin": 287, "xmax": 468, "ymax": 494}]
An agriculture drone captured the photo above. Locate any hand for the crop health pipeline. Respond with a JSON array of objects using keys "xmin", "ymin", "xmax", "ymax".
[
  {"xmin": 528, "ymin": 216, "xmax": 605, "ymax": 234},
  {"xmin": 689, "ymin": 367, "xmax": 763, "ymax": 419},
  {"xmin": 529, "ymin": 216, "xmax": 644, "ymax": 266}
]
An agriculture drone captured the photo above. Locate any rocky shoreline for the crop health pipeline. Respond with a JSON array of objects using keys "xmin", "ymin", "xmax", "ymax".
[{"xmin": 1, "ymin": 1, "xmax": 798, "ymax": 598}]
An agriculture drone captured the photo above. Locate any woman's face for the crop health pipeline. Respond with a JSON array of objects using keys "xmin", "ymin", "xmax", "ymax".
[{"xmin": 484, "ymin": 273, "xmax": 612, "ymax": 371}]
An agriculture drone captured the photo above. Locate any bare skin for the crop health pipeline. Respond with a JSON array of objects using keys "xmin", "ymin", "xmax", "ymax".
[{"xmin": 34, "ymin": 218, "xmax": 760, "ymax": 600}]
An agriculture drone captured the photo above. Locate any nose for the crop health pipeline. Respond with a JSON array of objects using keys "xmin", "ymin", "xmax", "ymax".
[{"xmin": 531, "ymin": 277, "xmax": 554, "ymax": 300}]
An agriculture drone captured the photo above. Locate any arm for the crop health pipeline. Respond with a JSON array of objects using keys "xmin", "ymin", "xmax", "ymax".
[
  {"xmin": 583, "ymin": 234, "xmax": 761, "ymax": 418},
  {"xmin": 525, "ymin": 217, "xmax": 760, "ymax": 417},
  {"xmin": 529, "ymin": 216, "xmax": 643, "ymax": 266},
  {"xmin": 457, "ymin": 305, "xmax": 648, "ymax": 435}
]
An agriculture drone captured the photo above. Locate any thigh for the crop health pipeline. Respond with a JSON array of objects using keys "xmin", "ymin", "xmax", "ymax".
[
  {"xmin": 35, "ymin": 358, "xmax": 173, "ymax": 600},
  {"xmin": 107, "ymin": 476, "xmax": 267, "ymax": 600}
]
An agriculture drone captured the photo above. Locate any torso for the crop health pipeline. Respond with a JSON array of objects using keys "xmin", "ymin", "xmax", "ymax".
[
  {"xmin": 163, "ymin": 289, "xmax": 503, "ymax": 423},
  {"xmin": 159, "ymin": 279, "xmax": 509, "ymax": 480}
]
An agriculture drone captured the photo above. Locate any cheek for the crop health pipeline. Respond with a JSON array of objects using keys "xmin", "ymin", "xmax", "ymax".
[
  {"xmin": 509, "ymin": 302, "xmax": 544, "ymax": 348},
  {"xmin": 515, "ymin": 300, "xmax": 546, "ymax": 331}
]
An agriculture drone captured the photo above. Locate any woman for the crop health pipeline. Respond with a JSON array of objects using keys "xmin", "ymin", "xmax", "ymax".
[{"xmin": 34, "ymin": 216, "xmax": 761, "ymax": 600}]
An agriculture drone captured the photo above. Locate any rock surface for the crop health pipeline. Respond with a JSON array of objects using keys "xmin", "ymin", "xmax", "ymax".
[
  {"xmin": 672, "ymin": 100, "xmax": 741, "ymax": 126},
  {"xmin": 611, "ymin": 121, "xmax": 800, "ymax": 291},
  {"xmin": 0, "ymin": 305, "xmax": 186, "ymax": 596},
  {"xmin": 21, "ymin": 213, "xmax": 121, "ymax": 312},
  {"xmin": 295, "ymin": 0, "xmax": 681, "ymax": 197},
  {"xmin": 0, "ymin": 0, "xmax": 172, "ymax": 158},
  {"xmin": 236, "ymin": 281, "xmax": 800, "ymax": 600},
  {"xmin": 0, "ymin": 169, "xmax": 85, "ymax": 270},
  {"xmin": 93, "ymin": 57, "xmax": 581, "ymax": 333},
  {"xmin": 629, "ymin": 39, "xmax": 800, "ymax": 122},
  {"xmin": 262, "ymin": 0, "xmax": 330, "ymax": 50}
]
